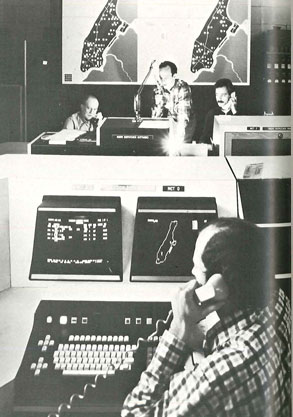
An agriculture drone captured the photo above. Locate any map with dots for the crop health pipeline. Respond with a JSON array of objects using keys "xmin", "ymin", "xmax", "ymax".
[{"xmin": 63, "ymin": 0, "xmax": 250, "ymax": 85}]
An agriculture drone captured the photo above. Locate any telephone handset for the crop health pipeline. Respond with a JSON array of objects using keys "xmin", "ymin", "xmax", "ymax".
[{"xmin": 194, "ymin": 274, "xmax": 229, "ymax": 305}]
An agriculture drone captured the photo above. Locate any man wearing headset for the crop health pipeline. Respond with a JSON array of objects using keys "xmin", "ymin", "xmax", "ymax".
[
  {"xmin": 200, "ymin": 78, "xmax": 238, "ymax": 144},
  {"xmin": 122, "ymin": 218, "xmax": 291, "ymax": 417}
]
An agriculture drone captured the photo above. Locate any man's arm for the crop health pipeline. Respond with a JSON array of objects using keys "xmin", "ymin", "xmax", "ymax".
[
  {"xmin": 122, "ymin": 280, "xmax": 225, "ymax": 417},
  {"xmin": 63, "ymin": 116, "xmax": 75, "ymax": 129},
  {"xmin": 151, "ymin": 87, "xmax": 166, "ymax": 118},
  {"xmin": 175, "ymin": 83, "xmax": 193, "ymax": 126}
]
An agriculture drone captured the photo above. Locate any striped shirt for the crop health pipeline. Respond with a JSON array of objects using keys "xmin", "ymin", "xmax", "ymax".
[
  {"xmin": 122, "ymin": 289, "xmax": 291, "ymax": 417},
  {"xmin": 152, "ymin": 79, "xmax": 193, "ymax": 125}
]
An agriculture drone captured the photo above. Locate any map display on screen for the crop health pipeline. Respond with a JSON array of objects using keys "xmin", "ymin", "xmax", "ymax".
[{"xmin": 62, "ymin": 0, "xmax": 250, "ymax": 85}]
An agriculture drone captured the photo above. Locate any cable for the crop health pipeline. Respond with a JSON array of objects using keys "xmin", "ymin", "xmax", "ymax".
[{"xmin": 47, "ymin": 309, "xmax": 173, "ymax": 417}]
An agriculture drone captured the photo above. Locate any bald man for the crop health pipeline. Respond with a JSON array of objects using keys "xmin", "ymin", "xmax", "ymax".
[
  {"xmin": 122, "ymin": 218, "xmax": 291, "ymax": 417},
  {"xmin": 64, "ymin": 94, "xmax": 103, "ymax": 131}
]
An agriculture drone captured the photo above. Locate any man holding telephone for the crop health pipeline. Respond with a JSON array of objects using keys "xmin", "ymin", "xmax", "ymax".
[
  {"xmin": 200, "ymin": 78, "xmax": 238, "ymax": 144},
  {"xmin": 122, "ymin": 218, "xmax": 291, "ymax": 417},
  {"xmin": 64, "ymin": 94, "xmax": 103, "ymax": 131}
]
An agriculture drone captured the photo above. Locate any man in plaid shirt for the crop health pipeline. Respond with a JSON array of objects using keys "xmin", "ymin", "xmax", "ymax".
[
  {"xmin": 122, "ymin": 218, "xmax": 291, "ymax": 417},
  {"xmin": 151, "ymin": 61, "xmax": 196, "ymax": 144}
]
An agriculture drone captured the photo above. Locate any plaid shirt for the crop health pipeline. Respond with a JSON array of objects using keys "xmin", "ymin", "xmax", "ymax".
[
  {"xmin": 122, "ymin": 289, "xmax": 291, "ymax": 417},
  {"xmin": 152, "ymin": 79, "xmax": 193, "ymax": 125}
]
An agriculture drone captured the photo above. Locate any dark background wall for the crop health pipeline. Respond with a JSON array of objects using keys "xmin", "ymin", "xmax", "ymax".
[{"xmin": 0, "ymin": 0, "xmax": 291, "ymax": 142}]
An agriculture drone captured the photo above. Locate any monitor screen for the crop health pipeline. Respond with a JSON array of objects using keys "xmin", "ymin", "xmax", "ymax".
[
  {"xmin": 30, "ymin": 196, "xmax": 122, "ymax": 281},
  {"xmin": 213, "ymin": 115, "xmax": 291, "ymax": 156},
  {"xmin": 131, "ymin": 197, "xmax": 217, "ymax": 282}
]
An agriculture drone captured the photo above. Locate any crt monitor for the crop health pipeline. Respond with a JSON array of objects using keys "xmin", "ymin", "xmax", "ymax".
[
  {"xmin": 29, "ymin": 195, "xmax": 123, "ymax": 281},
  {"xmin": 131, "ymin": 197, "xmax": 218, "ymax": 282},
  {"xmin": 212, "ymin": 115, "xmax": 291, "ymax": 156}
]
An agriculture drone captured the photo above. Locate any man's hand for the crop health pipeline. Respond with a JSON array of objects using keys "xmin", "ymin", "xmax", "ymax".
[{"xmin": 169, "ymin": 279, "xmax": 225, "ymax": 349}]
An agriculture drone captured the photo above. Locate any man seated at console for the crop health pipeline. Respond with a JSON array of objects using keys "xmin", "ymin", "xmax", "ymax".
[
  {"xmin": 122, "ymin": 218, "xmax": 291, "ymax": 417},
  {"xmin": 152, "ymin": 61, "xmax": 196, "ymax": 144},
  {"xmin": 64, "ymin": 94, "xmax": 103, "ymax": 131},
  {"xmin": 200, "ymin": 78, "xmax": 238, "ymax": 144}
]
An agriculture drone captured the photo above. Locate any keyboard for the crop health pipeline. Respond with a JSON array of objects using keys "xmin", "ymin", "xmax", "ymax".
[{"xmin": 13, "ymin": 300, "xmax": 171, "ymax": 416}]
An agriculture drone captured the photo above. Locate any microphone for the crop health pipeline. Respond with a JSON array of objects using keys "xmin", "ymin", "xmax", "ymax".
[
  {"xmin": 133, "ymin": 60, "xmax": 157, "ymax": 123},
  {"xmin": 150, "ymin": 59, "xmax": 156, "ymax": 69}
]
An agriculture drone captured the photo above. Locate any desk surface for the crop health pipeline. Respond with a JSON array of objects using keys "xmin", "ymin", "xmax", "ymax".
[{"xmin": 227, "ymin": 156, "xmax": 291, "ymax": 179}]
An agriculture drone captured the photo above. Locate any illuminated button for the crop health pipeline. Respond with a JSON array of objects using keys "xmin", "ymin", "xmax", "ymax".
[
  {"xmin": 82, "ymin": 317, "xmax": 88, "ymax": 325},
  {"xmin": 43, "ymin": 363, "xmax": 48, "ymax": 370},
  {"xmin": 58, "ymin": 344, "xmax": 64, "ymax": 351},
  {"xmin": 103, "ymin": 345, "xmax": 108, "ymax": 351},
  {"xmin": 45, "ymin": 335, "xmax": 50, "ymax": 341},
  {"xmin": 114, "ymin": 345, "xmax": 120, "ymax": 352},
  {"xmin": 60, "ymin": 316, "xmax": 68, "ymax": 325},
  {"xmin": 74, "ymin": 335, "xmax": 80, "ymax": 342},
  {"xmin": 39, "ymin": 357, "xmax": 44, "ymax": 363},
  {"xmin": 120, "ymin": 345, "xmax": 126, "ymax": 351},
  {"xmin": 30, "ymin": 363, "xmax": 37, "ymax": 370},
  {"xmin": 87, "ymin": 351, "xmax": 93, "ymax": 357},
  {"xmin": 91, "ymin": 335, "xmax": 96, "ymax": 342},
  {"xmin": 64, "ymin": 344, "xmax": 69, "ymax": 350},
  {"xmin": 55, "ymin": 363, "xmax": 61, "ymax": 370},
  {"xmin": 146, "ymin": 318, "xmax": 152, "ymax": 325},
  {"xmin": 102, "ymin": 336, "xmax": 107, "ymax": 342},
  {"xmin": 71, "ymin": 351, "xmax": 76, "ymax": 357},
  {"xmin": 41, "ymin": 346, "xmax": 47, "ymax": 352},
  {"xmin": 49, "ymin": 340, "xmax": 55, "ymax": 346},
  {"xmin": 69, "ymin": 344, "xmax": 75, "ymax": 351},
  {"xmin": 97, "ymin": 344, "xmax": 103, "ymax": 351},
  {"xmin": 38, "ymin": 340, "xmax": 43, "ymax": 346},
  {"xmin": 107, "ymin": 336, "xmax": 113, "ymax": 342},
  {"xmin": 34, "ymin": 370, "xmax": 41, "ymax": 376},
  {"xmin": 113, "ymin": 336, "xmax": 118, "ymax": 342},
  {"xmin": 85, "ymin": 335, "xmax": 91, "ymax": 342},
  {"xmin": 86, "ymin": 344, "xmax": 92, "ymax": 351},
  {"xmin": 46, "ymin": 316, "xmax": 53, "ymax": 324},
  {"xmin": 80, "ymin": 344, "xmax": 86, "ymax": 351},
  {"xmin": 80, "ymin": 335, "xmax": 85, "ymax": 342},
  {"xmin": 125, "ymin": 318, "xmax": 131, "ymax": 325},
  {"xmin": 136, "ymin": 318, "xmax": 142, "ymax": 325},
  {"xmin": 96, "ymin": 335, "xmax": 102, "ymax": 342},
  {"xmin": 71, "ymin": 317, "xmax": 77, "ymax": 324},
  {"xmin": 108, "ymin": 344, "xmax": 114, "ymax": 351},
  {"xmin": 68, "ymin": 335, "xmax": 74, "ymax": 342},
  {"xmin": 75, "ymin": 344, "xmax": 81, "ymax": 351}
]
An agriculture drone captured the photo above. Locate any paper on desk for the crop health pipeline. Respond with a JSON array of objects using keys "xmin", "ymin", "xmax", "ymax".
[
  {"xmin": 48, "ymin": 129, "xmax": 84, "ymax": 145},
  {"xmin": 139, "ymin": 119, "xmax": 169, "ymax": 129}
]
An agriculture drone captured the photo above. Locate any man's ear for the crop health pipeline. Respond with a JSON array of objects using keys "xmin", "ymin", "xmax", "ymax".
[{"xmin": 207, "ymin": 274, "xmax": 229, "ymax": 301}]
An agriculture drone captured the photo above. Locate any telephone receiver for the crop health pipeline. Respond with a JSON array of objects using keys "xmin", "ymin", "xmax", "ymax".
[{"xmin": 194, "ymin": 274, "xmax": 229, "ymax": 305}]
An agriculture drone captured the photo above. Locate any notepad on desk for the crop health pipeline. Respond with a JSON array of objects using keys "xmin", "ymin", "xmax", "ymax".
[
  {"xmin": 48, "ymin": 129, "xmax": 85, "ymax": 145},
  {"xmin": 139, "ymin": 119, "xmax": 170, "ymax": 129}
]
